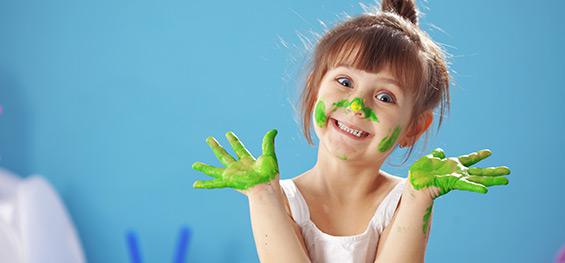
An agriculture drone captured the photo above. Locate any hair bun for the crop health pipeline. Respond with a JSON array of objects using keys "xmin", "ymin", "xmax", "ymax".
[{"xmin": 381, "ymin": 0, "xmax": 419, "ymax": 25}]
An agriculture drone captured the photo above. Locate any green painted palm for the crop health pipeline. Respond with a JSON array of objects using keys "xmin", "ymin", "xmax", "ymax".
[
  {"xmin": 409, "ymin": 148, "xmax": 510, "ymax": 198},
  {"xmin": 192, "ymin": 129, "xmax": 279, "ymax": 190}
]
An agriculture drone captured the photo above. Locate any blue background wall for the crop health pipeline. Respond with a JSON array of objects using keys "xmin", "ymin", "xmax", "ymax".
[{"xmin": 1, "ymin": 0, "xmax": 564, "ymax": 262}]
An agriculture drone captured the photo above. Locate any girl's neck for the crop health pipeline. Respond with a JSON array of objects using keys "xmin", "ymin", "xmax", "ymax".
[{"xmin": 305, "ymin": 146, "xmax": 388, "ymax": 203}]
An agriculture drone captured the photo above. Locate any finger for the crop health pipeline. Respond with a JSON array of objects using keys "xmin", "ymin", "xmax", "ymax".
[
  {"xmin": 226, "ymin": 131, "xmax": 255, "ymax": 160},
  {"xmin": 262, "ymin": 129, "xmax": 278, "ymax": 156},
  {"xmin": 458, "ymin": 149, "xmax": 491, "ymax": 167},
  {"xmin": 192, "ymin": 162, "xmax": 224, "ymax": 178},
  {"xmin": 453, "ymin": 178, "xmax": 488, "ymax": 194},
  {"xmin": 468, "ymin": 166, "xmax": 511, "ymax": 176},
  {"xmin": 193, "ymin": 179, "xmax": 227, "ymax": 189},
  {"xmin": 206, "ymin": 136, "xmax": 236, "ymax": 166},
  {"xmin": 467, "ymin": 175, "xmax": 509, "ymax": 187},
  {"xmin": 431, "ymin": 148, "xmax": 445, "ymax": 159}
]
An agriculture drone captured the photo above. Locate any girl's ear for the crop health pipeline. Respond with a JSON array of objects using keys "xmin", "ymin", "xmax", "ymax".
[{"xmin": 401, "ymin": 110, "xmax": 433, "ymax": 147}]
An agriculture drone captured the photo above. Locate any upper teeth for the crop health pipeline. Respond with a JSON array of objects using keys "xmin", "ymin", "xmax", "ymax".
[{"xmin": 337, "ymin": 120, "xmax": 364, "ymax": 137}]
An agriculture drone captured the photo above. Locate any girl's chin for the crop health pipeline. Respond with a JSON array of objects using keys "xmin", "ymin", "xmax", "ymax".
[
  {"xmin": 323, "ymin": 139, "xmax": 361, "ymax": 159},
  {"xmin": 328, "ymin": 149, "xmax": 378, "ymax": 163},
  {"xmin": 319, "ymin": 134, "xmax": 383, "ymax": 162}
]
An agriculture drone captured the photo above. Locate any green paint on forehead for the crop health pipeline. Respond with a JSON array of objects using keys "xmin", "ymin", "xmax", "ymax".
[
  {"xmin": 378, "ymin": 126, "xmax": 401, "ymax": 152},
  {"xmin": 332, "ymin": 97, "xmax": 379, "ymax": 123},
  {"xmin": 315, "ymin": 100, "xmax": 328, "ymax": 128}
]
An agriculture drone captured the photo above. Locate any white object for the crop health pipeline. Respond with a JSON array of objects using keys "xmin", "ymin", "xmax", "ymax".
[
  {"xmin": 0, "ymin": 168, "xmax": 85, "ymax": 263},
  {"xmin": 279, "ymin": 178, "xmax": 406, "ymax": 263}
]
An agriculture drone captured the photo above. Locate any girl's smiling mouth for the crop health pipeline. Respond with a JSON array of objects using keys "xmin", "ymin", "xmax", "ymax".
[{"xmin": 330, "ymin": 117, "xmax": 371, "ymax": 141}]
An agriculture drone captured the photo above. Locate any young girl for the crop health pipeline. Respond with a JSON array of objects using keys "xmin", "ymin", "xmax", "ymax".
[{"xmin": 191, "ymin": 0, "xmax": 511, "ymax": 262}]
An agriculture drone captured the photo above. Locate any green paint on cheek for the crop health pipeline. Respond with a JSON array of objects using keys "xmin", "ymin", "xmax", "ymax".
[
  {"xmin": 365, "ymin": 110, "xmax": 379, "ymax": 122},
  {"xmin": 315, "ymin": 100, "xmax": 328, "ymax": 128},
  {"xmin": 378, "ymin": 126, "xmax": 401, "ymax": 152},
  {"xmin": 338, "ymin": 154, "xmax": 348, "ymax": 160},
  {"xmin": 422, "ymin": 204, "xmax": 433, "ymax": 234}
]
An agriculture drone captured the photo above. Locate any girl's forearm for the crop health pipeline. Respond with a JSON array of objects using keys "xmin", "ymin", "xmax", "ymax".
[
  {"xmin": 374, "ymin": 182, "xmax": 434, "ymax": 263},
  {"xmin": 248, "ymin": 181, "xmax": 311, "ymax": 263}
]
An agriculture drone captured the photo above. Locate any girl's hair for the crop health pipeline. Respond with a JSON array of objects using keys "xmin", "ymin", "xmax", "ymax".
[{"xmin": 298, "ymin": 0, "xmax": 451, "ymax": 164}]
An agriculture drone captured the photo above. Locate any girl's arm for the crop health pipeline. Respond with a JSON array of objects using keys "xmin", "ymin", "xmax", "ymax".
[
  {"xmin": 375, "ymin": 148, "xmax": 510, "ymax": 263},
  {"xmin": 373, "ymin": 181, "xmax": 434, "ymax": 263},
  {"xmin": 247, "ymin": 180, "xmax": 311, "ymax": 263},
  {"xmin": 191, "ymin": 130, "xmax": 310, "ymax": 263}
]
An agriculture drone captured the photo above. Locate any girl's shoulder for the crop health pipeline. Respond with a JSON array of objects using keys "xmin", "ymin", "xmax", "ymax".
[
  {"xmin": 278, "ymin": 172, "xmax": 309, "ymax": 216},
  {"xmin": 379, "ymin": 170, "xmax": 407, "ymax": 187},
  {"xmin": 281, "ymin": 170, "xmax": 309, "ymax": 188}
]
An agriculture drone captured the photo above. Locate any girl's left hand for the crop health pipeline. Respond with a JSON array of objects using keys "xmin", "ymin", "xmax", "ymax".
[{"xmin": 408, "ymin": 148, "xmax": 510, "ymax": 199}]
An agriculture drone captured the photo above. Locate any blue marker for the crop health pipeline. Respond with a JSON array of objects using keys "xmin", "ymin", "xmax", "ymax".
[
  {"xmin": 126, "ymin": 230, "xmax": 142, "ymax": 263},
  {"xmin": 174, "ymin": 226, "xmax": 192, "ymax": 263}
]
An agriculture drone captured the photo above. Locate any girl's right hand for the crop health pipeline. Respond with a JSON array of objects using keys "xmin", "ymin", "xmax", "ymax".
[{"xmin": 191, "ymin": 129, "xmax": 280, "ymax": 196}]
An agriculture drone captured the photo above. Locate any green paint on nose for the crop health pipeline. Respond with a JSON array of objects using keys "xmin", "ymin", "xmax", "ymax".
[
  {"xmin": 378, "ymin": 126, "xmax": 401, "ymax": 152},
  {"xmin": 350, "ymin": 98, "xmax": 363, "ymax": 112},
  {"xmin": 315, "ymin": 100, "xmax": 328, "ymax": 128},
  {"xmin": 332, "ymin": 97, "xmax": 379, "ymax": 123}
]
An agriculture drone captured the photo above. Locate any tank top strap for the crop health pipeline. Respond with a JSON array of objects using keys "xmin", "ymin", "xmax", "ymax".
[
  {"xmin": 279, "ymin": 179, "xmax": 310, "ymax": 226},
  {"xmin": 371, "ymin": 178, "xmax": 406, "ymax": 233}
]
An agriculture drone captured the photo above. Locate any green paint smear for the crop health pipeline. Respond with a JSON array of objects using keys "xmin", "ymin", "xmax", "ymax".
[
  {"xmin": 377, "ymin": 126, "xmax": 401, "ymax": 152},
  {"xmin": 192, "ymin": 129, "xmax": 280, "ymax": 190},
  {"xmin": 337, "ymin": 154, "xmax": 348, "ymax": 160},
  {"xmin": 422, "ymin": 204, "xmax": 433, "ymax": 234},
  {"xmin": 332, "ymin": 97, "xmax": 379, "ymax": 123},
  {"xmin": 408, "ymin": 148, "xmax": 511, "ymax": 198},
  {"xmin": 315, "ymin": 100, "xmax": 328, "ymax": 128}
]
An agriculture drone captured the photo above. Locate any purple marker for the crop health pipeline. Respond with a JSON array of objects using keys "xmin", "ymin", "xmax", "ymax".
[{"xmin": 556, "ymin": 244, "xmax": 565, "ymax": 263}]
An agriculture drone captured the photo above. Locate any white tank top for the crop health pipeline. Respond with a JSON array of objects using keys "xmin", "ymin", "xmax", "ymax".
[{"xmin": 279, "ymin": 178, "xmax": 406, "ymax": 263}]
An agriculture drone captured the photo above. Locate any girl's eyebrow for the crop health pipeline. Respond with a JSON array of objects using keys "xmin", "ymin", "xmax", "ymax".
[
  {"xmin": 380, "ymin": 80, "xmax": 404, "ymax": 98},
  {"xmin": 375, "ymin": 77, "xmax": 402, "ymax": 90}
]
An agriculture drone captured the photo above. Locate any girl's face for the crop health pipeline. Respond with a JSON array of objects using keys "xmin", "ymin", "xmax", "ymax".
[{"xmin": 313, "ymin": 64, "xmax": 415, "ymax": 163}]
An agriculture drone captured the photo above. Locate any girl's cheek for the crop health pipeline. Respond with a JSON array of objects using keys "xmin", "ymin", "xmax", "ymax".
[
  {"xmin": 314, "ymin": 99, "xmax": 329, "ymax": 128},
  {"xmin": 319, "ymin": 82, "xmax": 346, "ymax": 101},
  {"xmin": 376, "ymin": 125, "xmax": 402, "ymax": 153},
  {"xmin": 313, "ymin": 93, "xmax": 346, "ymax": 129}
]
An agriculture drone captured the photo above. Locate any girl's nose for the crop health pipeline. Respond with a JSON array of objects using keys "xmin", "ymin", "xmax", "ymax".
[
  {"xmin": 348, "ymin": 97, "xmax": 367, "ymax": 118},
  {"xmin": 345, "ymin": 105, "xmax": 366, "ymax": 118},
  {"xmin": 354, "ymin": 110, "xmax": 364, "ymax": 118}
]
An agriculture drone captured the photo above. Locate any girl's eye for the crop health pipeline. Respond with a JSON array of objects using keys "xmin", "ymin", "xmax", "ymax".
[
  {"xmin": 375, "ymin": 92, "xmax": 395, "ymax": 104},
  {"xmin": 336, "ymin": 77, "xmax": 352, "ymax": 88}
]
